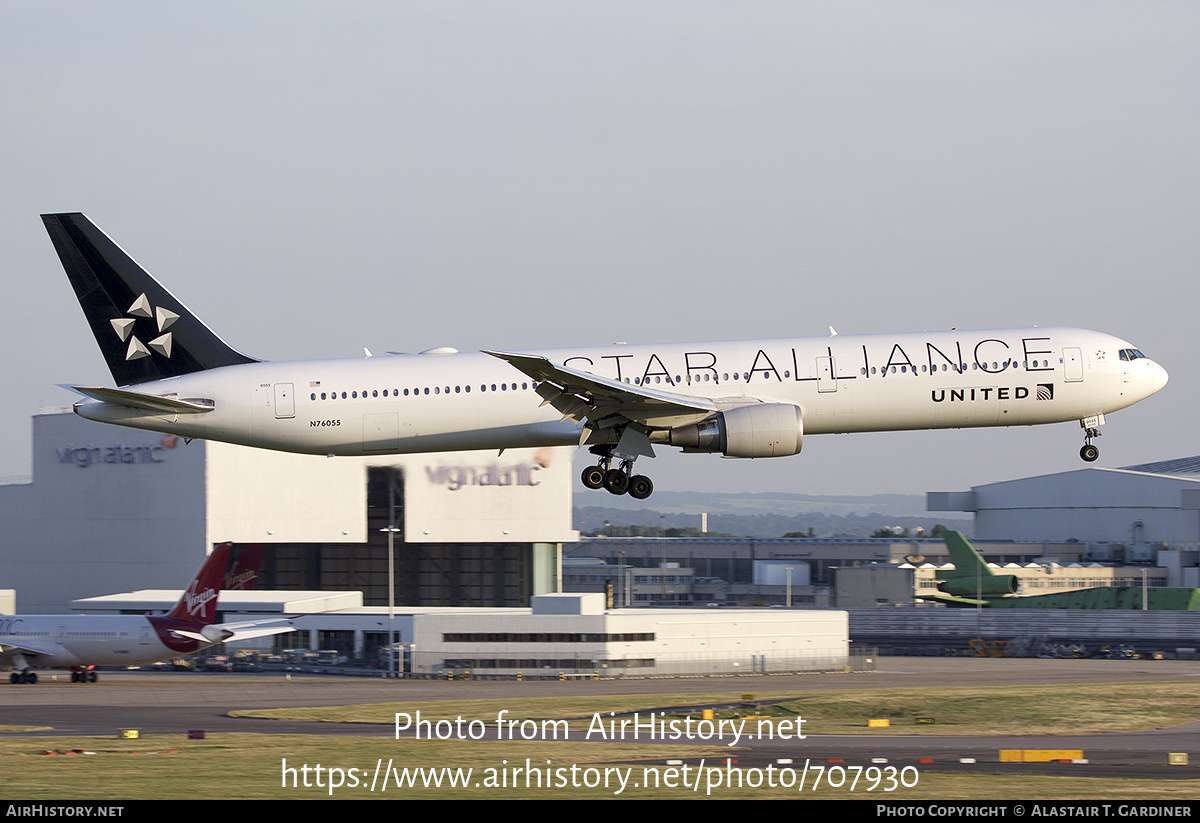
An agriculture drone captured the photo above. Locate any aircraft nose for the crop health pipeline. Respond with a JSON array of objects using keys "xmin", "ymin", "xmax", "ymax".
[{"xmin": 1151, "ymin": 360, "xmax": 1169, "ymax": 394}]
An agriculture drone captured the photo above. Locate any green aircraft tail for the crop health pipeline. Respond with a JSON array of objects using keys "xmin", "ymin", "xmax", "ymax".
[{"xmin": 935, "ymin": 532, "xmax": 1019, "ymax": 597}]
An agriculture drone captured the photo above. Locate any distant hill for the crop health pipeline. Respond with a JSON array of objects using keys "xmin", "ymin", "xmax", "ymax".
[
  {"xmin": 574, "ymin": 491, "xmax": 971, "ymax": 539},
  {"xmin": 575, "ymin": 490, "xmax": 931, "ymax": 516}
]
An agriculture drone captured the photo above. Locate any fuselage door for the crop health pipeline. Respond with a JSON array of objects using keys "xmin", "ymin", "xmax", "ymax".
[
  {"xmin": 1063, "ymin": 348, "xmax": 1084, "ymax": 383},
  {"xmin": 364, "ymin": 412, "xmax": 400, "ymax": 452},
  {"xmin": 274, "ymin": 383, "xmax": 295, "ymax": 418},
  {"xmin": 817, "ymin": 357, "xmax": 837, "ymax": 393}
]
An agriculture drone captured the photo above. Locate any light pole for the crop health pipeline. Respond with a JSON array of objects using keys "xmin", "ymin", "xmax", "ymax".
[
  {"xmin": 380, "ymin": 525, "xmax": 400, "ymax": 675},
  {"xmin": 380, "ymin": 477, "xmax": 401, "ymax": 677},
  {"xmin": 976, "ymin": 552, "xmax": 983, "ymax": 639},
  {"xmin": 659, "ymin": 515, "xmax": 672, "ymax": 606},
  {"xmin": 617, "ymin": 550, "xmax": 626, "ymax": 609}
]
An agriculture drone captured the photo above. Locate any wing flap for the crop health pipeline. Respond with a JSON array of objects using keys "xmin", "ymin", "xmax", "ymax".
[{"xmin": 484, "ymin": 350, "xmax": 716, "ymax": 427}]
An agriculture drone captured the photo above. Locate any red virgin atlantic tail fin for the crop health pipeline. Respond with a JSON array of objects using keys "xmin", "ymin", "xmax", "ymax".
[
  {"xmin": 166, "ymin": 543, "xmax": 232, "ymax": 625},
  {"xmin": 223, "ymin": 544, "xmax": 266, "ymax": 591}
]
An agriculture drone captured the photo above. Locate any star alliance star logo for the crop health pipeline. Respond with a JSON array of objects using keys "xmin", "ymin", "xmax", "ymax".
[{"xmin": 110, "ymin": 293, "xmax": 179, "ymax": 361}]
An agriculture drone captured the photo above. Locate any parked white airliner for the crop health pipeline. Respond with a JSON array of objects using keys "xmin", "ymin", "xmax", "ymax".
[
  {"xmin": 2, "ymin": 543, "xmax": 292, "ymax": 684},
  {"xmin": 43, "ymin": 213, "xmax": 1168, "ymax": 500}
]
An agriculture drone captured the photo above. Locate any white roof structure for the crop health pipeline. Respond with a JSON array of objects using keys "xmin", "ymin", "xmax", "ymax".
[{"xmin": 928, "ymin": 460, "xmax": 1200, "ymax": 544}]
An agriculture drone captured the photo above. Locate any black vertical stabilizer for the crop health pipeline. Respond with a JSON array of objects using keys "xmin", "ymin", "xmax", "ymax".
[{"xmin": 42, "ymin": 213, "xmax": 259, "ymax": 386}]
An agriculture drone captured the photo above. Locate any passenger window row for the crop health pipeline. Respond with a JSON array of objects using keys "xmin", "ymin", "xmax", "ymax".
[
  {"xmin": 860, "ymin": 359, "xmax": 1053, "ymax": 376},
  {"xmin": 310, "ymin": 382, "xmax": 535, "ymax": 401}
]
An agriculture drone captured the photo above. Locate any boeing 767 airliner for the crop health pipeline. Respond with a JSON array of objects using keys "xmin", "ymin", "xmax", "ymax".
[
  {"xmin": 2, "ymin": 543, "xmax": 291, "ymax": 684},
  {"xmin": 43, "ymin": 213, "xmax": 1168, "ymax": 499}
]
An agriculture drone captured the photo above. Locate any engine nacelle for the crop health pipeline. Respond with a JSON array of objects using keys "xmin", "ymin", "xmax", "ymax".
[
  {"xmin": 669, "ymin": 403, "xmax": 803, "ymax": 458},
  {"xmin": 937, "ymin": 575, "xmax": 1020, "ymax": 597}
]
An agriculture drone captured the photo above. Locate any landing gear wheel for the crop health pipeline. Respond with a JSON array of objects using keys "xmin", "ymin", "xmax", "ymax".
[
  {"xmin": 87, "ymin": 670, "xmax": 98, "ymax": 683},
  {"xmin": 628, "ymin": 475, "xmax": 654, "ymax": 500},
  {"xmin": 21, "ymin": 671, "xmax": 36, "ymax": 684},
  {"xmin": 1080, "ymin": 444, "xmax": 1099, "ymax": 462},
  {"xmin": 602, "ymin": 469, "xmax": 630, "ymax": 495},
  {"xmin": 581, "ymin": 465, "xmax": 605, "ymax": 490},
  {"xmin": 70, "ymin": 671, "xmax": 80, "ymax": 683},
  {"xmin": 9, "ymin": 672, "xmax": 18, "ymax": 684}
]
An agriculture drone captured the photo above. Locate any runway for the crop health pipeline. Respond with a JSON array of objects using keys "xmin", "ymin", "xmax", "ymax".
[{"xmin": 4, "ymin": 657, "xmax": 1198, "ymax": 780}]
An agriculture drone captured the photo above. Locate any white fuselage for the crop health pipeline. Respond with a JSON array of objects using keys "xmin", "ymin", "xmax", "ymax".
[
  {"xmin": 74, "ymin": 327, "xmax": 1168, "ymax": 457},
  {"xmin": 0, "ymin": 614, "xmax": 195, "ymax": 669}
]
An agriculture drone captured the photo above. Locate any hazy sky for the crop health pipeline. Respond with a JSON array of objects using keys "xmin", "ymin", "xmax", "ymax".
[{"xmin": 2, "ymin": 2, "xmax": 1196, "ymax": 501}]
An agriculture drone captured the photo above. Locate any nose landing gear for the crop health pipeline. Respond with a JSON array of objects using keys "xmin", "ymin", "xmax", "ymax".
[{"xmin": 1079, "ymin": 416, "xmax": 1103, "ymax": 462}]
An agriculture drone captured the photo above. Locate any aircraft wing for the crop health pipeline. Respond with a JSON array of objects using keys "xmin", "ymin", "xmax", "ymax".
[
  {"xmin": 0, "ymin": 639, "xmax": 69, "ymax": 659},
  {"xmin": 483, "ymin": 350, "xmax": 718, "ymax": 429}
]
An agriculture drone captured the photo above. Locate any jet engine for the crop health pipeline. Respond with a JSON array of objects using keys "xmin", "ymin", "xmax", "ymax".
[
  {"xmin": 669, "ymin": 403, "xmax": 803, "ymax": 458},
  {"xmin": 936, "ymin": 575, "xmax": 1019, "ymax": 598}
]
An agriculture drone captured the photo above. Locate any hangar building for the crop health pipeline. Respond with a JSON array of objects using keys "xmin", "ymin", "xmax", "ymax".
[
  {"xmin": 928, "ymin": 459, "xmax": 1200, "ymax": 548},
  {"xmin": 0, "ymin": 410, "xmax": 575, "ymax": 613}
]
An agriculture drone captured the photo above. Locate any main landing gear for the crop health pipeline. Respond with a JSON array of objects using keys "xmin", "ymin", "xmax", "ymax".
[
  {"xmin": 7, "ymin": 669, "xmax": 98, "ymax": 684},
  {"xmin": 581, "ymin": 446, "xmax": 654, "ymax": 500}
]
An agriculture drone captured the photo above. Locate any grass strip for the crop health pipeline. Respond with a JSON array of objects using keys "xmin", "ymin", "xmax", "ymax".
[
  {"xmin": 230, "ymin": 681, "xmax": 1200, "ymax": 736},
  {"xmin": 4, "ymin": 733, "xmax": 1199, "ymax": 800}
]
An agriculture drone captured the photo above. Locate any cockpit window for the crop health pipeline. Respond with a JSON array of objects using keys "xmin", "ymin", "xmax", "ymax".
[{"xmin": 1119, "ymin": 349, "xmax": 1148, "ymax": 361}]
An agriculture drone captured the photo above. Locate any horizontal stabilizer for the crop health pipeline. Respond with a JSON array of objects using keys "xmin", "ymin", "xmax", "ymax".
[
  {"xmin": 73, "ymin": 386, "xmax": 214, "ymax": 415},
  {"xmin": 215, "ymin": 619, "xmax": 295, "ymax": 643},
  {"xmin": 915, "ymin": 593, "xmax": 991, "ymax": 608}
]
